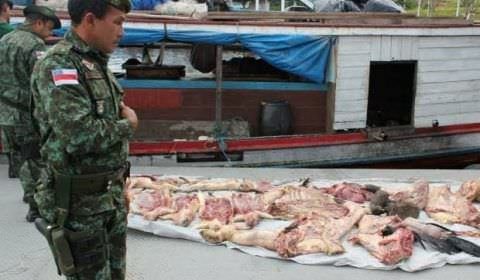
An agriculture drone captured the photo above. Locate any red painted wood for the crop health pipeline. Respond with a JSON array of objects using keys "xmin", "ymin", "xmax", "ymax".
[
  {"xmin": 125, "ymin": 88, "xmax": 327, "ymax": 135},
  {"xmin": 124, "ymin": 89, "xmax": 183, "ymax": 109},
  {"xmin": 129, "ymin": 123, "xmax": 480, "ymax": 155}
]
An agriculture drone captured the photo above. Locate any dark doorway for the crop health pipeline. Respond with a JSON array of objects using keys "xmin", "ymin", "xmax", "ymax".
[{"xmin": 367, "ymin": 61, "xmax": 416, "ymax": 127}]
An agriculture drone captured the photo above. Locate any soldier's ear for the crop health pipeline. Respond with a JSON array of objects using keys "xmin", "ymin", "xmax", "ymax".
[{"xmin": 84, "ymin": 12, "xmax": 97, "ymax": 27}]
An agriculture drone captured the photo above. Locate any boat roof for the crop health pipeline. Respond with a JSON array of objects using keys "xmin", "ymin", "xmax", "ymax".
[{"xmin": 11, "ymin": 9, "xmax": 479, "ymax": 29}]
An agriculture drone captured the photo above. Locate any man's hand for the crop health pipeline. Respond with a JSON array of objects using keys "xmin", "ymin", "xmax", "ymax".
[{"xmin": 120, "ymin": 102, "xmax": 138, "ymax": 131}]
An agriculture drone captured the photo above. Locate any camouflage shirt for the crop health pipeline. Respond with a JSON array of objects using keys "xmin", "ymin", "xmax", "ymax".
[
  {"xmin": 0, "ymin": 25, "xmax": 46, "ymax": 126},
  {"xmin": 31, "ymin": 30, "xmax": 133, "ymax": 175}
]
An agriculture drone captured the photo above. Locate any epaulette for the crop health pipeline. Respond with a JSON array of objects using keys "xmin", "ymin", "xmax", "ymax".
[{"xmin": 48, "ymin": 40, "xmax": 74, "ymax": 56}]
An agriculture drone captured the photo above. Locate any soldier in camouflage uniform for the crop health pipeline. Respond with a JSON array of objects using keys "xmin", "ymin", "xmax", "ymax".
[
  {"xmin": 1, "ymin": 0, "xmax": 16, "ymax": 176},
  {"xmin": 0, "ymin": 5, "xmax": 61, "ymax": 222},
  {"xmin": 31, "ymin": 0, "xmax": 137, "ymax": 279},
  {"xmin": 0, "ymin": 0, "xmax": 13, "ymax": 38}
]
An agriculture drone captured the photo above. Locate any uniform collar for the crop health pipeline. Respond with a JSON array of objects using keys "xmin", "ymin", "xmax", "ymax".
[
  {"xmin": 17, "ymin": 24, "xmax": 43, "ymax": 41},
  {"xmin": 66, "ymin": 30, "xmax": 109, "ymax": 66}
]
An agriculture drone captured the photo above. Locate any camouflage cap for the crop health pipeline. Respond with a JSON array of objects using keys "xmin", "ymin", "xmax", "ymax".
[
  {"xmin": 23, "ymin": 5, "xmax": 61, "ymax": 29},
  {"xmin": 0, "ymin": 0, "xmax": 13, "ymax": 9},
  {"xmin": 106, "ymin": 0, "xmax": 131, "ymax": 13}
]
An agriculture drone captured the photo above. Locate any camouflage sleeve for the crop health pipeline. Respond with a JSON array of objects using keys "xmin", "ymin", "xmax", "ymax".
[
  {"xmin": 26, "ymin": 43, "xmax": 47, "ymax": 75},
  {"xmin": 34, "ymin": 54, "xmax": 134, "ymax": 155}
]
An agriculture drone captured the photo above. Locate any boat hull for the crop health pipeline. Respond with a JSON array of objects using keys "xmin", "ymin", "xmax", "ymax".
[{"xmin": 128, "ymin": 124, "xmax": 480, "ymax": 168}]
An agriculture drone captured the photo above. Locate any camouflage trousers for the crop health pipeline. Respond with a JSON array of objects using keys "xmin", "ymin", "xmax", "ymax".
[
  {"xmin": 19, "ymin": 158, "xmax": 42, "ymax": 205},
  {"xmin": 35, "ymin": 170, "xmax": 127, "ymax": 280},
  {"xmin": 2, "ymin": 125, "xmax": 41, "ymax": 206},
  {"xmin": 1, "ymin": 126, "xmax": 23, "ymax": 178}
]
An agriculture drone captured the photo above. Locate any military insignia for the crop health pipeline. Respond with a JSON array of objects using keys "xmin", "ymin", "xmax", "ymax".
[
  {"xmin": 82, "ymin": 59, "xmax": 95, "ymax": 71},
  {"xmin": 34, "ymin": 51, "xmax": 46, "ymax": 59},
  {"xmin": 52, "ymin": 69, "xmax": 79, "ymax": 86},
  {"xmin": 96, "ymin": 100, "xmax": 105, "ymax": 115}
]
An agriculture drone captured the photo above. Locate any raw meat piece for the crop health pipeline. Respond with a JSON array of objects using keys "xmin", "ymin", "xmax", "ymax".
[
  {"xmin": 268, "ymin": 186, "xmax": 349, "ymax": 219},
  {"xmin": 426, "ymin": 185, "xmax": 480, "ymax": 228},
  {"xmin": 459, "ymin": 180, "xmax": 480, "ymax": 202},
  {"xmin": 200, "ymin": 201, "xmax": 367, "ymax": 257},
  {"xmin": 199, "ymin": 195, "xmax": 234, "ymax": 224},
  {"xmin": 178, "ymin": 179, "xmax": 273, "ymax": 193},
  {"xmin": 321, "ymin": 182, "xmax": 375, "ymax": 203},
  {"xmin": 350, "ymin": 215, "xmax": 414, "ymax": 265},
  {"xmin": 128, "ymin": 176, "xmax": 272, "ymax": 193},
  {"xmin": 388, "ymin": 180, "xmax": 429, "ymax": 209}
]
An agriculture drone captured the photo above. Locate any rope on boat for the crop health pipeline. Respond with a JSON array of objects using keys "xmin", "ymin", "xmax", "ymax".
[{"xmin": 214, "ymin": 124, "xmax": 232, "ymax": 166}]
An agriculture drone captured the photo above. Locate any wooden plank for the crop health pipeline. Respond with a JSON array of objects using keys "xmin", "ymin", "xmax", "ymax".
[
  {"xmin": 415, "ymin": 113, "xmax": 480, "ymax": 127},
  {"xmin": 336, "ymin": 77, "xmax": 367, "ymax": 90},
  {"xmin": 419, "ymin": 36, "xmax": 480, "ymax": 48},
  {"xmin": 417, "ymin": 79, "xmax": 480, "ymax": 94},
  {"xmin": 333, "ymin": 120, "xmax": 366, "ymax": 130},
  {"xmin": 337, "ymin": 53, "xmax": 370, "ymax": 67},
  {"xmin": 418, "ymin": 59, "xmax": 480, "ymax": 72},
  {"xmin": 416, "ymin": 90, "xmax": 480, "ymax": 105},
  {"xmin": 419, "ymin": 69, "xmax": 480, "ymax": 83},
  {"xmin": 380, "ymin": 36, "xmax": 392, "ymax": 61},
  {"xmin": 400, "ymin": 37, "xmax": 412, "ymax": 59},
  {"xmin": 338, "ymin": 36, "xmax": 373, "ymax": 45},
  {"xmin": 370, "ymin": 37, "xmax": 381, "ymax": 61},
  {"xmin": 410, "ymin": 36, "xmax": 418, "ymax": 59},
  {"xmin": 337, "ymin": 38, "xmax": 372, "ymax": 54},
  {"xmin": 416, "ymin": 101, "xmax": 480, "ymax": 116},
  {"xmin": 206, "ymin": 11, "xmax": 418, "ymax": 20},
  {"xmin": 335, "ymin": 100, "xmax": 368, "ymax": 112},
  {"xmin": 334, "ymin": 111, "xmax": 367, "ymax": 122},
  {"xmin": 205, "ymin": 12, "xmax": 471, "ymax": 26},
  {"xmin": 418, "ymin": 47, "xmax": 480, "ymax": 60},
  {"xmin": 390, "ymin": 37, "xmax": 402, "ymax": 60},
  {"xmin": 337, "ymin": 67, "xmax": 369, "ymax": 79},
  {"xmin": 335, "ymin": 89, "xmax": 368, "ymax": 102}
]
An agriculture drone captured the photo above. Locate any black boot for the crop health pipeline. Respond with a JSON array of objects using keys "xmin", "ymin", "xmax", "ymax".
[{"xmin": 26, "ymin": 204, "xmax": 40, "ymax": 223}]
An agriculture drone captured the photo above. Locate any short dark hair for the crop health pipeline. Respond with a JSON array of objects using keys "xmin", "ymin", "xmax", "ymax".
[
  {"xmin": 0, "ymin": 0, "xmax": 13, "ymax": 10},
  {"xmin": 68, "ymin": 0, "xmax": 110, "ymax": 25}
]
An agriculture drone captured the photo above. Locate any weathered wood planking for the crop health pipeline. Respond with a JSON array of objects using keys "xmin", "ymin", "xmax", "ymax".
[
  {"xmin": 333, "ymin": 35, "xmax": 480, "ymax": 130},
  {"xmin": 415, "ymin": 113, "xmax": 480, "ymax": 127},
  {"xmin": 415, "ymin": 36, "xmax": 480, "ymax": 127}
]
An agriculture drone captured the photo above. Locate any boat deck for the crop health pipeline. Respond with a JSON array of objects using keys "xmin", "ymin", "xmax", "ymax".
[{"xmin": 0, "ymin": 165, "xmax": 478, "ymax": 279}]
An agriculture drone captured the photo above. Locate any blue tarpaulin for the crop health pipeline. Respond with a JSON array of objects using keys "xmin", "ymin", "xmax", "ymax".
[
  {"xmin": 131, "ymin": 0, "xmax": 168, "ymax": 10},
  {"xmin": 53, "ymin": 27, "xmax": 333, "ymax": 84}
]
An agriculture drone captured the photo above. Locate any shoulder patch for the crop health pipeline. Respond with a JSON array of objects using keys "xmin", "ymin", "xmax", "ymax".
[
  {"xmin": 82, "ymin": 59, "xmax": 95, "ymax": 71},
  {"xmin": 34, "ymin": 51, "xmax": 46, "ymax": 60},
  {"xmin": 52, "ymin": 69, "xmax": 79, "ymax": 86}
]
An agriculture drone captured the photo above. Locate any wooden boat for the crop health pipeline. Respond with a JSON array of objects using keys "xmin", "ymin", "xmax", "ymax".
[{"xmin": 10, "ymin": 10, "xmax": 480, "ymax": 168}]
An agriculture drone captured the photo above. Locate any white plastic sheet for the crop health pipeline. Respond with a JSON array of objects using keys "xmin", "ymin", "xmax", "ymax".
[{"xmin": 127, "ymin": 177, "xmax": 480, "ymax": 271}]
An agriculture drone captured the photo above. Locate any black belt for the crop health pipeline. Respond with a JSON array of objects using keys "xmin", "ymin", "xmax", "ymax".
[{"xmin": 54, "ymin": 167, "xmax": 127, "ymax": 195}]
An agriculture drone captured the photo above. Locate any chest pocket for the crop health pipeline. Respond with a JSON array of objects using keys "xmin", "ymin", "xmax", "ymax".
[{"xmin": 84, "ymin": 70, "xmax": 115, "ymax": 119}]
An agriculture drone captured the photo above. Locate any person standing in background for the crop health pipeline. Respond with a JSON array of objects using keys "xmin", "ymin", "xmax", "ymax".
[
  {"xmin": 0, "ymin": 0, "xmax": 13, "ymax": 38},
  {"xmin": 0, "ymin": 5, "xmax": 61, "ymax": 221},
  {"xmin": 0, "ymin": 1, "xmax": 14, "ymax": 174}
]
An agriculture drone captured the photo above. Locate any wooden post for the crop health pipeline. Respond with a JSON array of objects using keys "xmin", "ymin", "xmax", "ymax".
[
  {"xmin": 456, "ymin": 0, "xmax": 461, "ymax": 17},
  {"xmin": 417, "ymin": 0, "xmax": 422, "ymax": 16},
  {"xmin": 281, "ymin": 0, "xmax": 285, "ymax": 11},
  {"xmin": 154, "ymin": 41, "xmax": 165, "ymax": 66},
  {"xmin": 215, "ymin": 45, "xmax": 223, "ymax": 134},
  {"xmin": 255, "ymin": 0, "xmax": 260, "ymax": 10}
]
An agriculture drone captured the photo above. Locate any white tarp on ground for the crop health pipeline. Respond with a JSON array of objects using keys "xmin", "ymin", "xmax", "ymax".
[{"xmin": 127, "ymin": 177, "xmax": 480, "ymax": 271}]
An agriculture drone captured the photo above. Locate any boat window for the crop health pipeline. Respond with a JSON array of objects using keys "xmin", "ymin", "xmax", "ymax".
[{"xmin": 367, "ymin": 61, "xmax": 416, "ymax": 128}]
